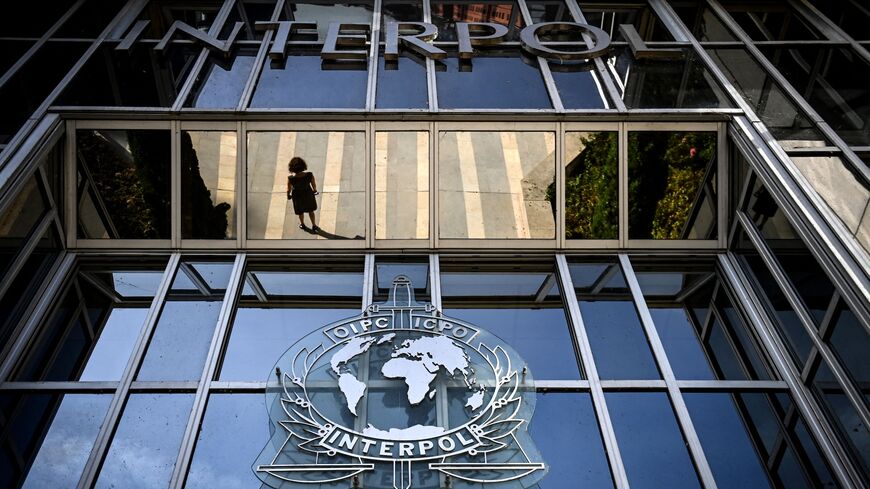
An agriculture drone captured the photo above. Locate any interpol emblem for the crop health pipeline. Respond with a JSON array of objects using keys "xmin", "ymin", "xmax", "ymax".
[{"xmin": 254, "ymin": 276, "xmax": 546, "ymax": 488}]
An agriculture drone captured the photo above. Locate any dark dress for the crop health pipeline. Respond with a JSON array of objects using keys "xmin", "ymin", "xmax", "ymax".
[{"xmin": 287, "ymin": 172, "xmax": 317, "ymax": 214}]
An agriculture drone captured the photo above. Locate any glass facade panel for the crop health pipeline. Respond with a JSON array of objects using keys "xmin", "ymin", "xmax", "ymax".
[
  {"xmin": 0, "ymin": 177, "xmax": 46, "ymax": 274},
  {"xmin": 570, "ymin": 261, "xmax": 660, "ymax": 380},
  {"xmin": 628, "ymin": 131, "xmax": 718, "ymax": 240},
  {"xmin": 436, "ymin": 53, "xmax": 552, "ymax": 109},
  {"xmin": 95, "ymin": 393, "xmax": 194, "ymax": 489},
  {"xmin": 759, "ymin": 46, "xmax": 870, "ymax": 146},
  {"xmin": 186, "ymin": 394, "xmax": 271, "ymax": 488},
  {"xmin": 57, "ymin": 42, "xmax": 197, "ymax": 107},
  {"xmin": 549, "ymin": 63, "xmax": 609, "ymax": 109},
  {"xmin": 184, "ymin": 52, "xmax": 257, "ymax": 109},
  {"xmin": 0, "ymin": 41, "xmax": 88, "ymax": 144},
  {"xmin": 530, "ymin": 392, "xmax": 614, "ymax": 488},
  {"xmin": 441, "ymin": 264, "xmax": 582, "ymax": 379},
  {"xmin": 826, "ymin": 300, "xmax": 870, "ymax": 401},
  {"xmin": 810, "ymin": 361, "xmax": 870, "ymax": 478},
  {"xmin": 431, "ymin": 2, "xmax": 525, "ymax": 41},
  {"xmin": 181, "ymin": 131, "xmax": 237, "ymax": 239},
  {"xmin": 283, "ymin": 2, "xmax": 374, "ymax": 42},
  {"xmin": 375, "ymin": 132, "xmax": 429, "ymax": 240},
  {"xmin": 376, "ymin": 54, "xmax": 428, "ymax": 109},
  {"xmin": 581, "ymin": 2, "xmax": 675, "ymax": 41},
  {"xmin": 610, "ymin": 48, "xmax": 731, "ymax": 109},
  {"xmin": 686, "ymin": 392, "xmax": 839, "ymax": 488},
  {"xmin": 607, "ymin": 392, "xmax": 702, "ymax": 489},
  {"xmin": 439, "ymin": 131, "xmax": 556, "ymax": 239},
  {"xmin": 250, "ymin": 54, "xmax": 368, "ymax": 109},
  {"xmin": 0, "ymin": 393, "xmax": 111, "ymax": 489},
  {"xmin": 373, "ymin": 259, "xmax": 430, "ymax": 302},
  {"xmin": 247, "ymin": 131, "xmax": 366, "ymax": 239},
  {"xmin": 76, "ymin": 129, "xmax": 171, "ymax": 240},
  {"xmin": 564, "ymin": 131, "xmax": 618, "ymax": 239}
]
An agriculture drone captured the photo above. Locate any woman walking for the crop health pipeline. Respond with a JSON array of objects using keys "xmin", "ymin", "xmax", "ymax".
[{"xmin": 287, "ymin": 157, "xmax": 320, "ymax": 232}]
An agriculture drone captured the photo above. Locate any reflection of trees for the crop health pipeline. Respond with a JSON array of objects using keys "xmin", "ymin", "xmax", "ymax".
[
  {"xmin": 550, "ymin": 132, "xmax": 618, "ymax": 239},
  {"xmin": 78, "ymin": 131, "xmax": 171, "ymax": 238},
  {"xmin": 180, "ymin": 132, "xmax": 230, "ymax": 238},
  {"xmin": 629, "ymin": 132, "xmax": 715, "ymax": 239}
]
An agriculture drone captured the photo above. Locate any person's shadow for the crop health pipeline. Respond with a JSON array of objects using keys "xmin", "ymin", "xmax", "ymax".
[{"xmin": 301, "ymin": 226, "xmax": 363, "ymax": 240}]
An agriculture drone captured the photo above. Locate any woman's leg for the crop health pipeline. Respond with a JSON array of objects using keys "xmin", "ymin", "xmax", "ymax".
[
  {"xmin": 308, "ymin": 212, "xmax": 318, "ymax": 229},
  {"xmin": 297, "ymin": 213, "xmax": 305, "ymax": 227}
]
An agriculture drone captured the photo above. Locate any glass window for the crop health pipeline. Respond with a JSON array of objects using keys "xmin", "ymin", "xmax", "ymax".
[
  {"xmin": 628, "ymin": 131, "xmax": 718, "ymax": 240},
  {"xmin": 441, "ymin": 264, "xmax": 582, "ymax": 379},
  {"xmin": 52, "ymin": 0, "xmax": 124, "ymax": 38},
  {"xmin": 564, "ymin": 131, "xmax": 618, "ymax": 239},
  {"xmin": 0, "ymin": 3, "xmax": 72, "ymax": 37},
  {"xmin": 0, "ymin": 41, "xmax": 88, "ymax": 144},
  {"xmin": 95, "ymin": 394, "xmax": 194, "ymax": 489},
  {"xmin": 531, "ymin": 392, "xmax": 614, "ymax": 488},
  {"xmin": 0, "ymin": 176, "xmax": 47, "ymax": 275},
  {"xmin": 760, "ymin": 46, "xmax": 870, "ymax": 146},
  {"xmin": 826, "ymin": 299, "xmax": 870, "ymax": 401},
  {"xmin": 570, "ymin": 261, "xmax": 660, "ymax": 380},
  {"xmin": 609, "ymin": 48, "xmax": 732, "ymax": 109},
  {"xmin": 186, "ymin": 394, "xmax": 271, "ymax": 488},
  {"xmin": 222, "ymin": 262, "xmax": 363, "ymax": 380},
  {"xmin": 581, "ymin": 2, "xmax": 674, "ymax": 41},
  {"xmin": 381, "ymin": 0, "xmax": 424, "ymax": 26},
  {"xmin": 375, "ymin": 131, "xmax": 429, "ymax": 239},
  {"xmin": 373, "ymin": 258, "xmax": 430, "ymax": 302},
  {"xmin": 809, "ymin": 361, "xmax": 870, "ymax": 477},
  {"xmin": 436, "ymin": 52, "xmax": 552, "ymax": 109},
  {"xmin": 13, "ymin": 265, "xmax": 165, "ymax": 382},
  {"xmin": 135, "ymin": 300, "xmax": 220, "ymax": 380},
  {"xmin": 439, "ymin": 131, "xmax": 556, "ymax": 239},
  {"xmin": 431, "ymin": 2, "xmax": 525, "ymax": 41},
  {"xmin": 634, "ymin": 262, "xmax": 773, "ymax": 380},
  {"xmin": 247, "ymin": 131, "xmax": 366, "ymax": 240},
  {"xmin": 0, "ymin": 41, "xmax": 34, "ymax": 79},
  {"xmin": 76, "ymin": 129, "xmax": 171, "ymax": 239},
  {"xmin": 724, "ymin": 3, "xmax": 823, "ymax": 41},
  {"xmin": 184, "ymin": 51, "xmax": 257, "ymax": 109},
  {"xmin": 221, "ymin": 308, "xmax": 355, "ymax": 381},
  {"xmin": 606, "ymin": 392, "xmax": 701, "ymax": 489},
  {"xmin": 181, "ymin": 131, "xmax": 237, "ymax": 239},
  {"xmin": 57, "ymin": 42, "xmax": 197, "ymax": 107},
  {"xmin": 250, "ymin": 54, "xmax": 368, "ymax": 109},
  {"xmin": 706, "ymin": 48, "xmax": 827, "ymax": 146},
  {"xmin": 0, "ymin": 245, "xmax": 57, "ymax": 353},
  {"xmin": 283, "ymin": 1, "xmax": 374, "ymax": 41},
  {"xmin": 686, "ymin": 392, "xmax": 839, "ymax": 488},
  {"xmin": 737, "ymin": 238, "xmax": 815, "ymax": 367},
  {"xmin": 673, "ymin": 4, "xmax": 737, "ymax": 42},
  {"xmin": 0, "ymin": 393, "xmax": 111, "ymax": 489},
  {"xmin": 376, "ymin": 54, "xmax": 428, "ymax": 109},
  {"xmin": 809, "ymin": 0, "xmax": 870, "ymax": 41},
  {"xmin": 526, "ymin": 0, "xmax": 574, "ymax": 23},
  {"xmin": 549, "ymin": 63, "xmax": 609, "ymax": 109},
  {"xmin": 129, "ymin": 0, "xmax": 225, "ymax": 39}
]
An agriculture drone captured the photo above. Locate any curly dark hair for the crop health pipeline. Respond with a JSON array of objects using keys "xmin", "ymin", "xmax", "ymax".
[{"xmin": 288, "ymin": 157, "xmax": 307, "ymax": 173}]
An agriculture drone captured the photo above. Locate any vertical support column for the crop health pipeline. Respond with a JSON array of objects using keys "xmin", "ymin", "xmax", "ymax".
[
  {"xmin": 77, "ymin": 253, "xmax": 182, "ymax": 489},
  {"xmin": 365, "ymin": 0, "xmax": 383, "ymax": 111},
  {"xmin": 516, "ymin": 1, "xmax": 565, "ymax": 111},
  {"xmin": 429, "ymin": 253, "xmax": 441, "ymax": 311},
  {"xmin": 236, "ymin": 0, "xmax": 287, "ymax": 111},
  {"xmin": 555, "ymin": 254, "xmax": 630, "ymax": 489},
  {"xmin": 366, "ymin": 121, "xmax": 374, "ymax": 249},
  {"xmin": 237, "ymin": 121, "xmax": 246, "ymax": 249},
  {"xmin": 362, "ymin": 253, "xmax": 376, "ymax": 311},
  {"xmin": 557, "ymin": 122, "xmax": 565, "ymax": 248},
  {"xmin": 618, "ymin": 254, "xmax": 718, "ymax": 489},
  {"xmin": 423, "ymin": 0, "xmax": 438, "ymax": 111},
  {"xmin": 171, "ymin": 120, "xmax": 181, "ymax": 248},
  {"xmin": 431, "ymin": 122, "xmax": 439, "ymax": 248},
  {"xmin": 65, "ymin": 120, "xmax": 77, "ymax": 249},
  {"xmin": 618, "ymin": 123, "xmax": 628, "ymax": 247},
  {"xmin": 717, "ymin": 122, "xmax": 728, "ymax": 248},
  {"xmin": 169, "ymin": 253, "xmax": 246, "ymax": 488}
]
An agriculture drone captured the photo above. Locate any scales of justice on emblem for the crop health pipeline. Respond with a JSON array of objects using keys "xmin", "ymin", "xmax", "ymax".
[{"xmin": 253, "ymin": 276, "xmax": 546, "ymax": 489}]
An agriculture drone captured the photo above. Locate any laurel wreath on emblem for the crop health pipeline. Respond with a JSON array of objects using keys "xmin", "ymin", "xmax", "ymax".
[{"xmin": 275, "ymin": 338, "xmax": 527, "ymax": 481}]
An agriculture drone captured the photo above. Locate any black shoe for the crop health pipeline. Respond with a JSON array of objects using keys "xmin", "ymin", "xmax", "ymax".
[
  {"xmin": 312, "ymin": 225, "xmax": 321, "ymax": 232},
  {"xmin": 299, "ymin": 224, "xmax": 306, "ymax": 229}
]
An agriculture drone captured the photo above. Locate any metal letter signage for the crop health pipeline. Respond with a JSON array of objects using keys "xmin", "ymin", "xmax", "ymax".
[{"xmin": 254, "ymin": 276, "xmax": 546, "ymax": 488}]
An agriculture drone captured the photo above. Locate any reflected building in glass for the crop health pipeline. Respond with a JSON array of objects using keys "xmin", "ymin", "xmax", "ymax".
[{"xmin": 0, "ymin": 1, "xmax": 868, "ymax": 489}]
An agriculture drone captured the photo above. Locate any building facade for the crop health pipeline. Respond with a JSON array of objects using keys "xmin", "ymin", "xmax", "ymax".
[{"xmin": 0, "ymin": 1, "xmax": 868, "ymax": 488}]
